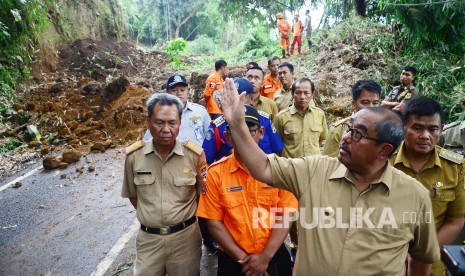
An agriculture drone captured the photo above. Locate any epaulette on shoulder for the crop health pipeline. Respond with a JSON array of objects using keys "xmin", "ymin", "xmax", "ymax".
[
  {"xmin": 310, "ymin": 105, "xmax": 324, "ymax": 112},
  {"xmin": 125, "ymin": 140, "xmax": 144, "ymax": 155},
  {"xmin": 184, "ymin": 140, "xmax": 204, "ymax": 156},
  {"xmin": 212, "ymin": 116, "xmax": 226, "ymax": 127},
  {"xmin": 332, "ymin": 117, "xmax": 349, "ymax": 127},
  {"xmin": 258, "ymin": 110, "xmax": 271, "ymax": 119},
  {"xmin": 443, "ymin": 121, "xmax": 461, "ymax": 131},
  {"xmin": 439, "ymin": 148, "xmax": 464, "ymax": 164},
  {"xmin": 190, "ymin": 102, "xmax": 207, "ymax": 110},
  {"xmin": 276, "ymin": 108, "xmax": 289, "ymax": 117}
]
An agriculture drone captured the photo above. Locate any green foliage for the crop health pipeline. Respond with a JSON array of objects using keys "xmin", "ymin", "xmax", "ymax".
[
  {"xmin": 185, "ymin": 35, "xmax": 216, "ymax": 55},
  {"xmin": 166, "ymin": 38, "xmax": 187, "ymax": 67},
  {"xmin": 0, "ymin": 138, "xmax": 23, "ymax": 154},
  {"xmin": 0, "ymin": 0, "xmax": 52, "ymax": 119},
  {"xmin": 237, "ymin": 26, "xmax": 279, "ymax": 59},
  {"xmin": 380, "ymin": 0, "xmax": 465, "ymax": 54}
]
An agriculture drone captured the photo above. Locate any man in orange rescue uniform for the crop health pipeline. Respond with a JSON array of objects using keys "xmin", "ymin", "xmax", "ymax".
[
  {"xmin": 290, "ymin": 12, "xmax": 304, "ymax": 55},
  {"xmin": 261, "ymin": 56, "xmax": 282, "ymax": 100},
  {"xmin": 276, "ymin": 13, "xmax": 291, "ymax": 59},
  {"xmin": 204, "ymin": 60, "xmax": 228, "ymax": 120},
  {"xmin": 197, "ymin": 105, "xmax": 297, "ymax": 276}
]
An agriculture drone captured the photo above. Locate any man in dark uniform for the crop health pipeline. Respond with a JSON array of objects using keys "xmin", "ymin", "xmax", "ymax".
[{"xmin": 381, "ymin": 66, "xmax": 418, "ymax": 113}]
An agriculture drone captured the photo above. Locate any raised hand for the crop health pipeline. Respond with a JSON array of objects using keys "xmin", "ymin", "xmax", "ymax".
[{"xmin": 221, "ymin": 78, "xmax": 247, "ymax": 127}]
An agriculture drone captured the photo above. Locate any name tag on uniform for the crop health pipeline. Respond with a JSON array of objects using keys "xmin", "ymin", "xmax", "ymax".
[
  {"xmin": 264, "ymin": 84, "xmax": 273, "ymax": 89},
  {"xmin": 227, "ymin": 186, "xmax": 243, "ymax": 192},
  {"xmin": 136, "ymin": 171, "xmax": 152, "ymax": 175}
]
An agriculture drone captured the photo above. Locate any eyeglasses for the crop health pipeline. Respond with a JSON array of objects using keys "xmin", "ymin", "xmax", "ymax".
[{"xmin": 342, "ymin": 123, "xmax": 379, "ymax": 142}]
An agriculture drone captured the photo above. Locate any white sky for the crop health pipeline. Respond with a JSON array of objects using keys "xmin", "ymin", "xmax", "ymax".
[{"xmin": 284, "ymin": 1, "xmax": 324, "ymax": 29}]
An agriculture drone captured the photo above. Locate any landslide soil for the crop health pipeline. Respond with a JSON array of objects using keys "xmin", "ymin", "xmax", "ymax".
[{"xmin": 1, "ymin": 37, "xmax": 377, "ymax": 179}]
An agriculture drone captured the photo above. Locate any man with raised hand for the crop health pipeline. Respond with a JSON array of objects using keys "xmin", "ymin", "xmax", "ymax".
[{"xmin": 219, "ymin": 77, "xmax": 440, "ymax": 275}]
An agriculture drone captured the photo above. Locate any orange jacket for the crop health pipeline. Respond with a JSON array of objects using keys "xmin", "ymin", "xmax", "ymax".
[
  {"xmin": 277, "ymin": 19, "xmax": 291, "ymax": 38},
  {"xmin": 203, "ymin": 71, "xmax": 223, "ymax": 115},
  {"xmin": 261, "ymin": 73, "xmax": 282, "ymax": 99},
  {"xmin": 196, "ymin": 154, "xmax": 298, "ymax": 254}
]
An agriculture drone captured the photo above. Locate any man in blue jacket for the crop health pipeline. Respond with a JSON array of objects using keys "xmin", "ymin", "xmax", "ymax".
[{"xmin": 202, "ymin": 78, "xmax": 284, "ymax": 164}]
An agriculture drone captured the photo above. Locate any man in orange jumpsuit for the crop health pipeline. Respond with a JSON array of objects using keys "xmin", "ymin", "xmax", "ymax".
[
  {"xmin": 290, "ymin": 12, "xmax": 304, "ymax": 55},
  {"xmin": 203, "ymin": 60, "xmax": 228, "ymax": 120},
  {"xmin": 276, "ymin": 13, "xmax": 291, "ymax": 59},
  {"xmin": 197, "ymin": 105, "xmax": 297, "ymax": 276},
  {"xmin": 261, "ymin": 56, "xmax": 282, "ymax": 100}
]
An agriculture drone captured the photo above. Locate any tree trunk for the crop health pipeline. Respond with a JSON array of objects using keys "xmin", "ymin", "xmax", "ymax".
[
  {"xmin": 174, "ymin": 12, "xmax": 195, "ymax": 38},
  {"xmin": 353, "ymin": 0, "xmax": 366, "ymax": 17}
]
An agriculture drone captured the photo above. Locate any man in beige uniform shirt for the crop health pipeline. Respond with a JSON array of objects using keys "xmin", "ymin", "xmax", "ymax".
[
  {"xmin": 273, "ymin": 77, "xmax": 327, "ymax": 158},
  {"xmin": 323, "ymin": 79, "xmax": 381, "ymax": 157},
  {"xmin": 390, "ymin": 98, "xmax": 465, "ymax": 276},
  {"xmin": 122, "ymin": 93, "xmax": 207, "ymax": 276},
  {"xmin": 220, "ymin": 78, "xmax": 440, "ymax": 275},
  {"xmin": 274, "ymin": 62, "xmax": 295, "ymax": 112},
  {"xmin": 246, "ymin": 66, "xmax": 278, "ymax": 119}
]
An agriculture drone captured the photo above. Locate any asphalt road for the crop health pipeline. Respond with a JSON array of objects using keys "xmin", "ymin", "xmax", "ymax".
[{"xmin": 0, "ymin": 147, "xmax": 217, "ymax": 276}]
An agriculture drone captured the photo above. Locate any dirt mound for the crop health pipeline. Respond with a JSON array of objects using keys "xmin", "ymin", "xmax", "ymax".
[{"xmin": 57, "ymin": 38, "xmax": 169, "ymax": 82}]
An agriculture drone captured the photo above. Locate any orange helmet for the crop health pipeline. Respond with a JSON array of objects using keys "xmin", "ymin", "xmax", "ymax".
[{"xmin": 276, "ymin": 13, "xmax": 284, "ymax": 19}]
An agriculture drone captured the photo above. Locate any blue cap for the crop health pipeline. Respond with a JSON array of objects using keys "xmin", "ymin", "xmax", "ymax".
[
  {"xmin": 233, "ymin": 77, "xmax": 254, "ymax": 95},
  {"xmin": 166, "ymin": 75, "xmax": 188, "ymax": 88}
]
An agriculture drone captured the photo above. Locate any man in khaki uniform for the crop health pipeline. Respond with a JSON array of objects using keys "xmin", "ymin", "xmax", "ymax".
[
  {"xmin": 274, "ymin": 62, "xmax": 295, "ymax": 112},
  {"xmin": 246, "ymin": 66, "xmax": 279, "ymax": 119},
  {"xmin": 273, "ymin": 77, "xmax": 327, "ymax": 158},
  {"xmin": 390, "ymin": 97, "xmax": 465, "ymax": 276},
  {"xmin": 220, "ymin": 77, "xmax": 440, "ymax": 275},
  {"xmin": 122, "ymin": 93, "xmax": 207, "ymax": 276},
  {"xmin": 323, "ymin": 79, "xmax": 381, "ymax": 157}
]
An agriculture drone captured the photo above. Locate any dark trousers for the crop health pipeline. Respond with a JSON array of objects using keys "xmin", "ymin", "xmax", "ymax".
[
  {"xmin": 198, "ymin": 217, "xmax": 216, "ymax": 246},
  {"xmin": 217, "ymin": 244, "xmax": 292, "ymax": 276}
]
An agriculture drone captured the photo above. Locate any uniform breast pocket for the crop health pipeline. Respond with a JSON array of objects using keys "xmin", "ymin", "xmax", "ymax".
[
  {"xmin": 283, "ymin": 126, "xmax": 300, "ymax": 145},
  {"xmin": 134, "ymin": 173, "xmax": 156, "ymax": 192},
  {"xmin": 432, "ymin": 189, "xmax": 456, "ymax": 202},
  {"xmin": 173, "ymin": 177, "xmax": 197, "ymax": 202},
  {"xmin": 223, "ymin": 195, "xmax": 247, "ymax": 223}
]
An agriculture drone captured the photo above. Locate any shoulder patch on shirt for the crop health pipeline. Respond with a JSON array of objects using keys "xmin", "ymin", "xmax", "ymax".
[
  {"xmin": 332, "ymin": 117, "xmax": 349, "ymax": 127},
  {"xmin": 184, "ymin": 140, "xmax": 204, "ymax": 156},
  {"xmin": 439, "ymin": 148, "xmax": 464, "ymax": 164},
  {"xmin": 124, "ymin": 140, "xmax": 144, "ymax": 155},
  {"xmin": 213, "ymin": 116, "xmax": 226, "ymax": 127},
  {"xmin": 258, "ymin": 110, "xmax": 271, "ymax": 119},
  {"xmin": 443, "ymin": 121, "xmax": 461, "ymax": 130}
]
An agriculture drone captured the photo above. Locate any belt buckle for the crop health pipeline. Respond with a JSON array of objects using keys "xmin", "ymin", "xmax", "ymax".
[{"xmin": 160, "ymin": 227, "xmax": 170, "ymax": 235}]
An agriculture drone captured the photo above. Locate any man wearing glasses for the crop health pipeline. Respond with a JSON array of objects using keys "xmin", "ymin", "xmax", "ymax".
[
  {"xmin": 219, "ymin": 77, "xmax": 440, "ymax": 275},
  {"xmin": 197, "ymin": 104, "xmax": 297, "ymax": 276},
  {"xmin": 390, "ymin": 97, "xmax": 465, "ymax": 276},
  {"xmin": 323, "ymin": 79, "xmax": 381, "ymax": 157}
]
